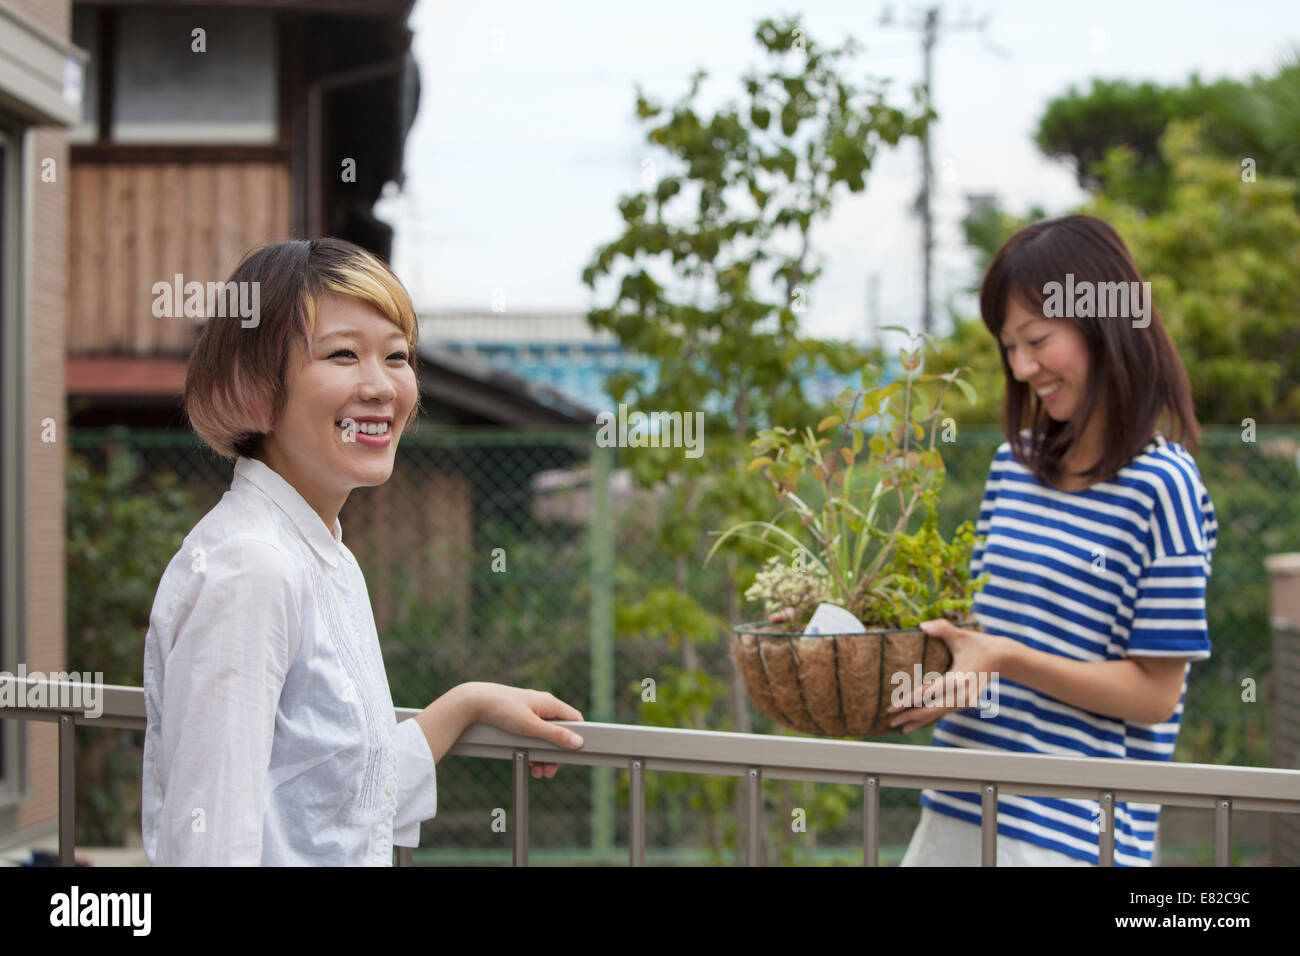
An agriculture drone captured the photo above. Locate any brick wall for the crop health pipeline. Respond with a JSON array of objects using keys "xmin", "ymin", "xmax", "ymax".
[
  {"xmin": 2, "ymin": 0, "xmax": 69, "ymax": 846},
  {"xmin": 16, "ymin": 123, "xmax": 68, "ymax": 838}
]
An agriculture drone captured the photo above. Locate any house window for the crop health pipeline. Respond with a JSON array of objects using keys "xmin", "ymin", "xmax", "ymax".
[
  {"xmin": 70, "ymin": 4, "xmax": 278, "ymax": 144},
  {"xmin": 68, "ymin": 6, "xmax": 99, "ymax": 144}
]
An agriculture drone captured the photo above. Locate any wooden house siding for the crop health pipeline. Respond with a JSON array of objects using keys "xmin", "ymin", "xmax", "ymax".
[{"xmin": 67, "ymin": 158, "xmax": 290, "ymax": 354}]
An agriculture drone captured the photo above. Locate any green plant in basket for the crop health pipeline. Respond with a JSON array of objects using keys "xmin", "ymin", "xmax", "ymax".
[{"xmin": 707, "ymin": 328, "xmax": 992, "ymax": 737}]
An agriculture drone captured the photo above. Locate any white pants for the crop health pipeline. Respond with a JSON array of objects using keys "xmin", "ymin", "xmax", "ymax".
[{"xmin": 900, "ymin": 806, "xmax": 1094, "ymax": 866}]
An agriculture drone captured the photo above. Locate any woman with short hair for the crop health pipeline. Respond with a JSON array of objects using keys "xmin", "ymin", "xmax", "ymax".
[{"xmin": 142, "ymin": 237, "xmax": 583, "ymax": 866}]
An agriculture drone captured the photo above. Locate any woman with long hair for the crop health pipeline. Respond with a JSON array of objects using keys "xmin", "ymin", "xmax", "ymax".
[
  {"xmin": 890, "ymin": 214, "xmax": 1216, "ymax": 866},
  {"xmin": 142, "ymin": 238, "xmax": 584, "ymax": 865}
]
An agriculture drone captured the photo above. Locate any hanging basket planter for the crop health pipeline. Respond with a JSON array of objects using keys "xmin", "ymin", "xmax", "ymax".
[
  {"xmin": 730, "ymin": 618, "xmax": 982, "ymax": 737},
  {"xmin": 712, "ymin": 331, "xmax": 990, "ymax": 739}
]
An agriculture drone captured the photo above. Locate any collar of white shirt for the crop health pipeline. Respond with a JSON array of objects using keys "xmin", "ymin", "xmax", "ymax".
[{"xmin": 234, "ymin": 455, "xmax": 348, "ymax": 568}]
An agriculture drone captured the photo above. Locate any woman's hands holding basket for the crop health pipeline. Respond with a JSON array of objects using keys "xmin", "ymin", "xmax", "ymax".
[{"xmin": 885, "ymin": 619, "xmax": 1013, "ymax": 734}]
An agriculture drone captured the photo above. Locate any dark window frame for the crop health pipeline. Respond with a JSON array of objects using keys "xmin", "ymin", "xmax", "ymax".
[{"xmin": 69, "ymin": 4, "xmax": 290, "ymax": 164}]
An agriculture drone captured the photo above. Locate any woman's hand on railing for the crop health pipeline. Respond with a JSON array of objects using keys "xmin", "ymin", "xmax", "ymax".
[{"xmin": 463, "ymin": 682, "xmax": 585, "ymax": 778}]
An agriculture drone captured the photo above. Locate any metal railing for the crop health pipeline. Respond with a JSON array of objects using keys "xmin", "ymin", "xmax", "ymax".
[
  {"xmin": 4, "ymin": 676, "xmax": 1300, "ymax": 867},
  {"xmin": 64, "ymin": 426, "xmax": 1300, "ymax": 856}
]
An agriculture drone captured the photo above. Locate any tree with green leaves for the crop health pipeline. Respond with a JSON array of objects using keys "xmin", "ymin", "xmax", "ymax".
[
  {"xmin": 1035, "ymin": 53, "xmax": 1300, "ymax": 213},
  {"xmin": 582, "ymin": 15, "xmax": 930, "ymax": 860},
  {"xmin": 1088, "ymin": 120, "xmax": 1300, "ymax": 423},
  {"xmin": 932, "ymin": 118, "xmax": 1300, "ymax": 427}
]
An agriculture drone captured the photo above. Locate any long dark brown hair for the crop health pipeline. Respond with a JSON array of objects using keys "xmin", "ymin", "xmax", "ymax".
[{"xmin": 979, "ymin": 214, "xmax": 1199, "ymax": 487}]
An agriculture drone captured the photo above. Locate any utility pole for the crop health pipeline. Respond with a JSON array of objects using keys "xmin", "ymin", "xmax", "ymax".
[
  {"xmin": 878, "ymin": 4, "xmax": 994, "ymax": 335},
  {"xmin": 866, "ymin": 271, "xmax": 881, "ymax": 350},
  {"xmin": 920, "ymin": 8, "xmax": 937, "ymax": 336}
]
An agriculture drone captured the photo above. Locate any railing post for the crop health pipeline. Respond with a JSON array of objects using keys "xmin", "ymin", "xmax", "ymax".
[
  {"xmin": 513, "ymin": 751, "xmax": 529, "ymax": 867},
  {"xmin": 629, "ymin": 758, "xmax": 645, "ymax": 867},
  {"xmin": 746, "ymin": 767, "xmax": 762, "ymax": 867},
  {"xmin": 1215, "ymin": 798, "xmax": 1232, "ymax": 866},
  {"xmin": 589, "ymin": 442, "xmax": 616, "ymax": 859},
  {"xmin": 59, "ymin": 714, "xmax": 75, "ymax": 868},
  {"xmin": 863, "ymin": 775, "xmax": 879, "ymax": 867},
  {"xmin": 981, "ymin": 783, "xmax": 997, "ymax": 867},
  {"xmin": 1098, "ymin": 791, "xmax": 1115, "ymax": 866}
]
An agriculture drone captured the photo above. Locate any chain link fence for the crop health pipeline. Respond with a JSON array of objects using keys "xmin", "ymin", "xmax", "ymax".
[{"xmin": 66, "ymin": 424, "xmax": 1300, "ymax": 863}]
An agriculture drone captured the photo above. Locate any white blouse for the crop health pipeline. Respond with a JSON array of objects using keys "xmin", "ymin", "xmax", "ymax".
[{"xmin": 142, "ymin": 455, "xmax": 439, "ymax": 865}]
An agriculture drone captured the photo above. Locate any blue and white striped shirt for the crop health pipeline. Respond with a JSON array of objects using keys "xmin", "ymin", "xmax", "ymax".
[{"xmin": 922, "ymin": 433, "xmax": 1217, "ymax": 866}]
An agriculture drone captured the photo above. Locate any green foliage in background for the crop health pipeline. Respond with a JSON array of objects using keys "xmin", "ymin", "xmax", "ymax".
[
  {"xmin": 1035, "ymin": 52, "xmax": 1300, "ymax": 212},
  {"xmin": 940, "ymin": 60, "xmax": 1300, "ymax": 428},
  {"xmin": 65, "ymin": 446, "xmax": 204, "ymax": 846},
  {"xmin": 1177, "ymin": 433, "xmax": 1300, "ymax": 768},
  {"xmin": 582, "ymin": 15, "xmax": 930, "ymax": 860},
  {"xmin": 378, "ymin": 517, "xmax": 598, "ymax": 850},
  {"xmin": 1088, "ymin": 121, "xmax": 1300, "ymax": 424}
]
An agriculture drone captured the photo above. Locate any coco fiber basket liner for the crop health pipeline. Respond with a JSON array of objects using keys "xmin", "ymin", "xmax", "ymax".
[{"xmin": 731, "ymin": 618, "xmax": 982, "ymax": 737}]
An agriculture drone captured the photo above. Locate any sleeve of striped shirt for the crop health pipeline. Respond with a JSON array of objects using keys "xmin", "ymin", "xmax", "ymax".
[{"xmin": 1127, "ymin": 476, "xmax": 1217, "ymax": 660}]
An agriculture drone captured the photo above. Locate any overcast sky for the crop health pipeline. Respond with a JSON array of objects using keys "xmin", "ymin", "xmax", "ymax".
[{"xmin": 375, "ymin": 0, "xmax": 1300, "ymax": 344}]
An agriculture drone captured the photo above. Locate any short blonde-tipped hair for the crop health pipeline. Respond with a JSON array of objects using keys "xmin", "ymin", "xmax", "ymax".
[{"xmin": 184, "ymin": 238, "xmax": 421, "ymax": 460}]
